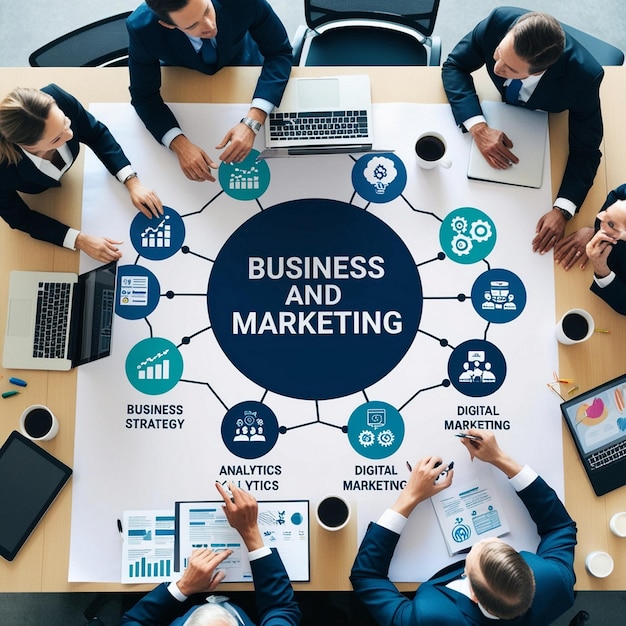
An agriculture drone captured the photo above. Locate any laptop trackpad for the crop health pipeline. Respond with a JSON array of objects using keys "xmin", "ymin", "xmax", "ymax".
[
  {"xmin": 297, "ymin": 78, "xmax": 340, "ymax": 110},
  {"xmin": 7, "ymin": 300, "xmax": 33, "ymax": 336}
]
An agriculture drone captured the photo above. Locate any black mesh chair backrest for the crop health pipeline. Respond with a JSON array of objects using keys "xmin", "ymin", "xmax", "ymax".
[
  {"xmin": 305, "ymin": 0, "xmax": 440, "ymax": 37},
  {"xmin": 29, "ymin": 12, "xmax": 132, "ymax": 67}
]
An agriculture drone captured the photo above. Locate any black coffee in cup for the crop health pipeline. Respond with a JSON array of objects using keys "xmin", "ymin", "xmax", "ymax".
[
  {"xmin": 317, "ymin": 496, "xmax": 350, "ymax": 528},
  {"xmin": 562, "ymin": 312, "xmax": 589, "ymax": 341},
  {"xmin": 415, "ymin": 135, "xmax": 446, "ymax": 161},
  {"xmin": 23, "ymin": 407, "xmax": 53, "ymax": 439}
]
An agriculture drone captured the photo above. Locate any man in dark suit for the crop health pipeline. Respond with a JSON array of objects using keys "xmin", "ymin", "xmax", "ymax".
[
  {"xmin": 350, "ymin": 430, "xmax": 577, "ymax": 625},
  {"xmin": 442, "ymin": 7, "xmax": 604, "ymax": 256},
  {"xmin": 120, "ymin": 482, "xmax": 301, "ymax": 626},
  {"xmin": 0, "ymin": 83, "xmax": 162, "ymax": 261},
  {"xmin": 126, "ymin": 0, "xmax": 292, "ymax": 182}
]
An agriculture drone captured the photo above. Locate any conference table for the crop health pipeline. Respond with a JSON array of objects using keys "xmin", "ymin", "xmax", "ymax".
[{"xmin": 0, "ymin": 65, "xmax": 624, "ymax": 593}]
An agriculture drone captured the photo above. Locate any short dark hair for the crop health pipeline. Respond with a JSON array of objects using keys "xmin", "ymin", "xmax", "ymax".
[
  {"xmin": 510, "ymin": 12, "xmax": 565, "ymax": 74},
  {"xmin": 469, "ymin": 542, "xmax": 536, "ymax": 619},
  {"xmin": 146, "ymin": 0, "xmax": 192, "ymax": 25}
]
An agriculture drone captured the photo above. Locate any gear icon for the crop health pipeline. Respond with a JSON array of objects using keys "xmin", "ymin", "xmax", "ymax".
[
  {"xmin": 450, "ymin": 216, "xmax": 468, "ymax": 233},
  {"xmin": 469, "ymin": 219, "xmax": 493, "ymax": 242},
  {"xmin": 377, "ymin": 429, "xmax": 395, "ymax": 447},
  {"xmin": 451, "ymin": 233, "xmax": 473, "ymax": 256},
  {"xmin": 358, "ymin": 430, "xmax": 375, "ymax": 447}
]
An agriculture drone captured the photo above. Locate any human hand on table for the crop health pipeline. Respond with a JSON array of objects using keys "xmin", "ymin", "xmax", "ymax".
[
  {"xmin": 75, "ymin": 233, "xmax": 122, "ymax": 262},
  {"xmin": 170, "ymin": 134, "xmax": 218, "ymax": 182},
  {"xmin": 554, "ymin": 226, "xmax": 594, "ymax": 270},
  {"xmin": 458, "ymin": 429, "xmax": 522, "ymax": 479},
  {"xmin": 391, "ymin": 456, "xmax": 453, "ymax": 518},
  {"xmin": 470, "ymin": 122, "xmax": 519, "ymax": 169},
  {"xmin": 215, "ymin": 482, "xmax": 264, "ymax": 551},
  {"xmin": 532, "ymin": 208, "xmax": 567, "ymax": 254},
  {"xmin": 216, "ymin": 122, "xmax": 256, "ymax": 163},
  {"xmin": 175, "ymin": 547, "xmax": 232, "ymax": 596}
]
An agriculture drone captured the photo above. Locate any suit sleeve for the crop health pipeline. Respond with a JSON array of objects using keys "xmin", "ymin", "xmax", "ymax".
[
  {"xmin": 350, "ymin": 522, "xmax": 422, "ymax": 625},
  {"xmin": 590, "ymin": 185, "xmax": 626, "ymax": 314},
  {"xmin": 45, "ymin": 84, "xmax": 131, "ymax": 176},
  {"xmin": 0, "ymin": 182, "xmax": 69, "ymax": 246},
  {"xmin": 120, "ymin": 583, "xmax": 196, "ymax": 625},
  {"xmin": 247, "ymin": 0, "xmax": 293, "ymax": 106},
  {"xmin": 126, "ymin": 19, "xmax": 181, "ymax": 143},
  {"xmin": 251, "ymin": 549, "xmax": 301, "ymax": 625}
]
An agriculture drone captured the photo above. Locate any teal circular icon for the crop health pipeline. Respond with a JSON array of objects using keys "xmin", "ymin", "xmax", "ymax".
[
  {"xmin": 439, "ymin": 207, "xmax": 496, "ymax": 264},
  {"xmin": 219, "ymin": 149, "xmax": 270, "ymax": 200},
  {"xmin": 347, "ymin": 401, "xmax": 404, "ymax": 459},
  {"xmin": 125, "ymin": 337, "xmax": 183, "ymax": 395}
]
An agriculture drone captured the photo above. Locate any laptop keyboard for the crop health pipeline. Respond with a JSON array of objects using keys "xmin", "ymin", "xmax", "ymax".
[
  {"xmin": 588, "ymin": 438, "xmax": 626, "ymax": 470},
  {"xmin": 268, "ymin": 110, "xmax": 369, "ymax": 142},
  {"xmin": 33, "ymin": 281, "xmax": 72, "ymax": 359}
]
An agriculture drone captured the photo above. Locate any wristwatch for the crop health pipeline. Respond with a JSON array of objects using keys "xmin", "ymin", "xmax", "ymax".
[
  {"xmin": 555, "ymin": 207, "xmax": 572, "ymax": 221},
  {"xmin": 123, "ymin": 172, "xmax": 138, "ymax": 184},
  {"xmin": 240, "ymin": 117, "xmax": 262, "ymax": 135}
]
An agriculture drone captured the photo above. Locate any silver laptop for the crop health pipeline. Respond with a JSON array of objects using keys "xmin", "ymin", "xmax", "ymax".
[
  {"xmin": 467, "ymin": 100, "xmax": 548, "ymax": 189},
  {"xmin": 262, "ymin": 74, "xmax": 374, "ymax": 156},
  {"xmin": 2, "ymin": 261, "xmax": 117, "ymax": 371}
]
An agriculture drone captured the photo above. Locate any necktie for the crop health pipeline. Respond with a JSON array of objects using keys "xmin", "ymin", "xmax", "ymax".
[
  {"xmin": 200, "ymin": 38, "xmax": 217, "ymax": 65},
  {"xmin": 50, "ymin": 149, "xmax": 66, "ymax": 171},
  {"xmin": 505, "ymin": 79, "xmax": 523, "ymax": 104}
]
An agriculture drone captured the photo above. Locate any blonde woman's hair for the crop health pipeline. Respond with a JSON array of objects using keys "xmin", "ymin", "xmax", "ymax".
[{"xmin": 0, "ymin": 87, "xmax": 55, "ymax": 165}]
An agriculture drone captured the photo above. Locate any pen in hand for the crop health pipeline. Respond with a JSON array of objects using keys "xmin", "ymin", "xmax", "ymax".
[{"xmin": 455, "ymin": 433, "xmax": 483, "ymax": 442}]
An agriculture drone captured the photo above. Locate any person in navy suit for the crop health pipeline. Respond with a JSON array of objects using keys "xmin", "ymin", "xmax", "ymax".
[
  {"xmin": 120, "ymin": 482, "xmax": 302, "ymax": 626},
  {"xmin": 0, "ymin": 84, "xmax": 162, "ymax": 262},
  {"xmin": 351, "ymin": 430, "xmax": 577, "ymax": 625},
  {"xmin": 127, "ymin": 0, "xmax": 292, "ymax": 182},
  {"xmin": 442, "ymin": 7, "xmax": 604, "ymax": 257}
]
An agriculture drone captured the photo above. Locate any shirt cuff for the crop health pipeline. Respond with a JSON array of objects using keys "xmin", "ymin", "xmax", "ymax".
[
  {"xmin": 162, "ymin": 127, "xmax": 184, "ymax": 149},
  {"xmin": 168, "ymin": 581, "xmax": 188, "ymax": 602},
  {"xmin": 116, "ymin": 165, "xmax": 135, "ymax": 184},
  {"xmin": 376, "ymin": 508, "xmax": 408, "ymax": 535},
  {"xmin": 248, "ymin": 545, "xmax": 272, "ymax": 561},
  {"xmin": 594, "ymin": 271, "xmax": 616, "ymax": 287},
  {"xmin": 509, "ymin": 464, "xmax": 538, "ymax": 492},
  {"xmin": 251, "ymin": 98, "xmax": 274, "ymax": 116},
  {"xmin": 463, "ymin": 115, "xmax": 487, "ymax": 131},
  {"xmin": 553, "ymin": 198, "xmax": 577, "ymax": 218},
  {"xmin": 63, "ymin": 228, "xmax": 80, "ymax": 250}
]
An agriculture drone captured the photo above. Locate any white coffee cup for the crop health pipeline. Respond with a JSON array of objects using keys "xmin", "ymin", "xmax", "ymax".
[
  {"xmin": 415, "ymin": 132, "xmax": 452, "ymax": 170},
  {"xmin": 585, "ymin": 551, "xmax": 614, "ymax": 578},
  {"xmin": 315, "ymin": 495, "xmax": 351, "ymax": 531},
  {"xmin": 555, "ymin": 308, "xmax": 594, "ymax": 345},
  {"xmin": 609, "ymin": 512, "xmax": 626, "ymax": 537},
  {"xmin": 19, "ymin": 405, "xmax": 59, "ymax": 441}
]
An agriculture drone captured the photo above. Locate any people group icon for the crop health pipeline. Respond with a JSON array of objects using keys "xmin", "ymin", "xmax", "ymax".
[
  {"xmin": 459, "ymin": 351, "xmax": 497, "ymax": 384},
  {"xmin": 233, "ymin": 410, "xmax": 267, "ymax": 443}
]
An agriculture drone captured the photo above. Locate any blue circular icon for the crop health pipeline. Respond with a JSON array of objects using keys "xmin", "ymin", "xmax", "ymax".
[
  {"xmin": 291, "ymin": 512, "xmax": 304, "ymax": 525},
  {"xmin": 352, "ymin": 153, "xmax": 407, "ymax": 203},
  {"xmin": 448, "ymin": 339, "xmax": 506, "ymax": 397},
  {"xmin": 347, "ymin": 401, "xmax": 404, "ymax": 459},
  {"xmin": 130, "ymin": 206, "xmax": 185, "ymax": 260},
  {"xmin": 221, "ymin": 401, "xmax": 279, "ymax": 459},
  {"xmin": 219, "ymin": 149, "xmax": 270, "ymax": 200},
  {"xmin": 207, "ymin": 199, "xmax": 422, "ymax": 400},
  {"xmin": 116, "ymin": 264, "xmax": 160, "ymax": 320},
  {"xmin": 125, "ymin": 337, "xmax": 184, "ymax": 395},
  {"xmin": 439, "ymin": 207, "xmax": 496, "ymax": 264},
  {"xmin": 471, "ymin": 268, "xmax": 526, "ymax": 323}
]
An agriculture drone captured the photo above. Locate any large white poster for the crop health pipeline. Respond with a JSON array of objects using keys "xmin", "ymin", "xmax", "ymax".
[{"xmin": 69, "ymin": 102, "xmax": 562, "ymax": 584}]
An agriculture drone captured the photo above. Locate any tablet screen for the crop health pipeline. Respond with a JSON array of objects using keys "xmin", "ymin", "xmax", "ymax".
[{"xmin": 0, "ymin": 431, "xmax": 72, "ymax": 561}]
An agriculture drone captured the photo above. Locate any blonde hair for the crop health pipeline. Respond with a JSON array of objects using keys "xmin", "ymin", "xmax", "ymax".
[
  {"xmin": 182, "ymin": 603, "xmax": 238, "ymax": 626},
  {"xmin": 0, "ymin": 87, "xmax": 55, "ymax": 165}
]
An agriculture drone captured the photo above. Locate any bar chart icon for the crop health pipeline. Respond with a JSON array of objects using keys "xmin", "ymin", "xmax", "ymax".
[
  {"xmin": 137, "ymin": 349, "xmax": 171, "ymax": 380},
  {"xmin": 128, "ymin": 556, "xmax": 172, "ymax": 579},
  {"xmin": 141, "ymin": 215, "xmax": 171, "ymax": 248}
]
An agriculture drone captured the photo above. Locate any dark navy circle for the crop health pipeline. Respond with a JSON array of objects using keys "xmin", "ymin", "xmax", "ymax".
[
  {"xmin": 129, "ymin": 206, "xmax": 185, "ymax": 260},
  {"xmin": 448, "ymin": 339, "xmax": 506, "ymax": 397},
  {"xmin": 115, "ymin": 264, "xmax": 160, "ymax": 320},
  {"xmin": 208, "ymin": 199, "xmax": 423, "ymax": 400},
  {"xmin": 352, "ymin": 153, "xmax": 407, "ymax": 203},
  {"xmin": 221, "ymin": 401, "xmax": 279, "ymax": 459},
  {"xmin": 471, "ymin": 268, "xmax": 526, "ymax": 323}
]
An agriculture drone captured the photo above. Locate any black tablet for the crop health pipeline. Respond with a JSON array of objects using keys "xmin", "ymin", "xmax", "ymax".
[{"xmin": 0, "ymin": 431, "xmax": 72, "ymax": 561}]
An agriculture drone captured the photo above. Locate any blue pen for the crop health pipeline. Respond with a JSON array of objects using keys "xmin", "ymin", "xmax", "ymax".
[{"xmin": 9, "ymin": 377, "xmax": 27, "ymax": 387}]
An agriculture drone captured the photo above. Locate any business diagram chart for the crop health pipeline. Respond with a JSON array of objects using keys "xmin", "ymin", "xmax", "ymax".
[{"xmin": 70, "ymin": 102, "xmax": 562, "ymax": 583}]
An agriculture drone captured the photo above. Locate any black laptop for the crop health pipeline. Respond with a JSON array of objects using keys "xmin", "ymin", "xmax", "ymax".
[{"xmin": 561, "ymin": 372, "xmax": 626, "ymax": 496}]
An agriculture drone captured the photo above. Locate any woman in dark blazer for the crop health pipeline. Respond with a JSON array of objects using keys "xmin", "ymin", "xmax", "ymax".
[{"xmin": 0, "ymin": 83, "xmax": 162, "ymax": 261}]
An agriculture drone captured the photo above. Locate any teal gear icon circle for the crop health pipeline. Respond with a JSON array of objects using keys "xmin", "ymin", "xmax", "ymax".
[{"xmin": 439, "ymin": 207, "xmax": 497, "ymax": 264}]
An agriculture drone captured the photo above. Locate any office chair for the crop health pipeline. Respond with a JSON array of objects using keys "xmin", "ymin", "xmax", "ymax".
[
  {"xmin": 29, "ymin": 11, "xmax": 132, "ymax": 67},
  {"xmin": 292, "ymin": 0, "xmax": 442, "ymax": 67},
  {"xmin": 561, "ymin": 22, "xmax": 624, "ymax": 66}
]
